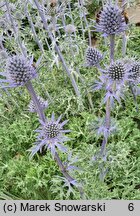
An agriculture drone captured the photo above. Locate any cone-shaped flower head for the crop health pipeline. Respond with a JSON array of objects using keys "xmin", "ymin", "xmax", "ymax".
[
  {"xmin": 97, "ymin": 61, "xmax": 129, "ymax": 105},
  {"xmin": 128, "ymin": 62, "xmax": 140, "ymax": 82},
  {"xmin": 0, "ymin": 50, "xmax": 8, "ymax": 59},
  {"xmin": 65, "ymin": 24, "xmax": 76, "ymax": 34},
  {"xmin": 0, "ymin": 55, "xmax": 37, "ymax": 88},
  {"xmin": 28, "ymin": 96, "xmax": 48, "ymax": 113},
  {"xmin": 95, "ymin": 2, "xmax": 127, "ymax": 36},
  {"xmin": 108, "ymin": 61, "xmax": 127, "ymax": 82},
  {"xmin": 86, "ymin": 47, "xmax": 103, "ymax": 67},
  {"xmin": 29, "ymin": 113, "xmax": 70, "ymax": 158}
]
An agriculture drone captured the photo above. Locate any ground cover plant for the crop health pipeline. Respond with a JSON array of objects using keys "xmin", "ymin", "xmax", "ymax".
[{"xmin": 0, "ymin": 0, "xmax": 140, "ymax": 200}]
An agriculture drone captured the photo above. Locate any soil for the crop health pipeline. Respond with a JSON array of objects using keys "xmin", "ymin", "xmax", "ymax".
[{"xmin": 127, "ymin": 4, "xmax": 140, "ymax": 24}]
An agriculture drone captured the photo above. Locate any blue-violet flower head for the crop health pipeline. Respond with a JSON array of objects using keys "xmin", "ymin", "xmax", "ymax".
[
  {"xmin": 128, "ymin": 61, "xmax": 140, "ymax": 83},
  {"xmin": 95, "ymin": 2, "xmax": 127, "ymax": 36},
  {"xmin": 107, "ymin": 61, "xmax": 127, "ymax": 84},
  {"xmin": 86, "ymin": 47, "xmax": 103, "ymax": 67},
  {"xmin": 1, "ymin": 55, "xmax": 37, "ymax": 88},
  {"xmin": 29, "ymin": 113, "xmax": 70, "ymax": 158}
]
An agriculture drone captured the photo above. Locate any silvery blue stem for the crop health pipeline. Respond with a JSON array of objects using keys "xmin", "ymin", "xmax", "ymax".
[
  {"xmin": 100, "ymin": 35, "xmax": 115, "ymax": 156},
  {"xmin": 25, "ymin": 81, "xmax": 83, "ymax": 196},
  {"xmin": 81, "ymin": 20, "xmax": 85, "ymax": 41},
  {"xmin": 24, "ymin": 1, "xmax": 83, "ymax": 194},
  {"xmin": 101, "ymin": 0, "xmax": 105, "ymax": 6},
  {"xmin": 77, "ymin": 1, "xmax": 85, "ymax": 41},
  {"xmin": 129, "ymin": 82, "xmax": 138, "ymax": 112},
  {"xmin": 45, "ymin": 38, "xmax": 51, "ymax": 50},
  {"xmin": 5, "ymin": 0, "xmax": 27, "ymax": 57},
  {"xmin": 25, "ymin": 3, "xmax": 44, "ymax": 53},
  {"xmin": 100, "ymin": 99, "xmax": 110, "ymax": 156},
  {"xmin": 26, "ymin": 81, "xmax": 46, "ymax": 122},
  {"xmin": 34, "ymin": 0, "xmax": 81, "ymax": 97},
  {"xmin": 55, "ymin": 151, "xmax": 84, "ymax": 199},
  {"xmin": 52, "ymin": 16, "xmax": 61, "ymax": 38},
  {"xmin": 78, "ymin": 0, "xmax": 91, "ymax": 46},
  {"xmin": 122, "ymin": 32, "xmax": 127, "ymax": 57},
  {"xmin": 122, "ymin": 0, "xmax": 127, "ymax": 8},
  {"xmin": 122, "ymin": 0, "xmax": 127, "ymax": 58},
  {"xmin": 76, "ymin": 66, "xmax": 95, "ymax": 109},
  {"xmin": 67, "ymin": 2, "xmax": 77, "ymax": 39},
  {"xmin": 0, "ymin": 39, "xmax": 4, "ymax": 50},
  {"xmin": 110, "ymin": 34, "xmax": 115, "ymax": 63},
  {"xmin": 68, "ymin": 34, "xmax": 75, "ymax": 57},
  {"xmin": 62, "ymin": 13, "xmax": 67, "ymax": 29},
  {"xmin": 54, "ymin": 152, "xmax": 75, "ymax": 183}
]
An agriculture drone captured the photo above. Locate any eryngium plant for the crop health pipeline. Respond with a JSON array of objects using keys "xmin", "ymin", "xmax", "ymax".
[
  {"xmin": 89, "ymin": 0, "xmax": 131, "ymax": 180},
  {"xmin": 94, "ymin": 60, "xmax": 129, "ymax": 97},
  {"xmin": 128, "ymin": 61, "xmax": 140, "ymax": 111},
  {"xmin": 107, "ymin": 61, "xmax": 128, "ymax": 84},
  {"xmin": 86, "ymin": 47, "xmax": 103, "ymax": 67},
  {"xmin": 29, "ymin": 113, "xmax": 70, "ymax": 157},
  {"xmin": 128, "ymin": 62, "xmax": 140, "ymax": 82},
  {"xmin": 0, "ymin": 53, "xmax": 84, "ymax": 197},
  {"xmin": 95, "ymin": 2, "xmax": 127, "ymax": 36},
  {"xmin": 0, "ymin": 55, "xmax": 37, "ymax": 87}
]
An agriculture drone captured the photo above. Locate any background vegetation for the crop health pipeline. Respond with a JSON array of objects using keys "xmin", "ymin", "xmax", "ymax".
[{"xmin": 0, "ymin": 0, "xmax": 140, "ymax": 200}]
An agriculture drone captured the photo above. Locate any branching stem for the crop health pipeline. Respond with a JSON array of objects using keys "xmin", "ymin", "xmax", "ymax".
[{"xmin": 100, "ymin": 35, "xmax": 115, "ymax": 156}]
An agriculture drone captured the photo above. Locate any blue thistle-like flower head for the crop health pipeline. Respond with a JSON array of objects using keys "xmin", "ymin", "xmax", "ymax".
[
  {"xmin": 107, "ymin": 61, "xmax": 127, "ymax": 84},
  {"xmin": 94, "ymin": 61, "xmax": 129, "ymax": 104},
  {"xmin": 65, "ymin": 24, "xmax": 76, "ymax": 34},
  {"xmin": 128, "ymin": 62, "xmax": 140, "ymax": 83},
  {"xmin": 0, "ymin": 50, "xmax": 8, "ymax": 59},
  {"xmin": 86, "ymin": 47, "xmax": 103, "ymax": 67},
  {"xmin": 95, "ymin": 2, "xmax": 127, "ymax": 36},
  {"xmin": 28, "ymin": 96, "xmax": 48, "ymax": 113},
  {"xmin": 0, "ymin": 55, "xmax": 37, "ymax": 88},
  {"xmin": 29, "ymin": 113, "xmax": 70, "ymax": 158}
]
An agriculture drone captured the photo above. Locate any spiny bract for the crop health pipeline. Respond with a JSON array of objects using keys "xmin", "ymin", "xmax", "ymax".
[
  {"xmin": 28, "ymin": 96, "xmax": 48, "ymax": 113},
  {"xmin": 29, "ymin": 113, "xmax": 70, "ymax": 158}
]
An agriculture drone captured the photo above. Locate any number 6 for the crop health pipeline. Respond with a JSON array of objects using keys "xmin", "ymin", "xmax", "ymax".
[{"xmin": 128, "ymin": 203, "xmax": 134, "ymax": 211}]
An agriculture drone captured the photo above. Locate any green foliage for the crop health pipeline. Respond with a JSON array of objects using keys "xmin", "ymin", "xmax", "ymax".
[{"xmin": 0, "ymin": 1, "xmax": 140, "ymax": 200}]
